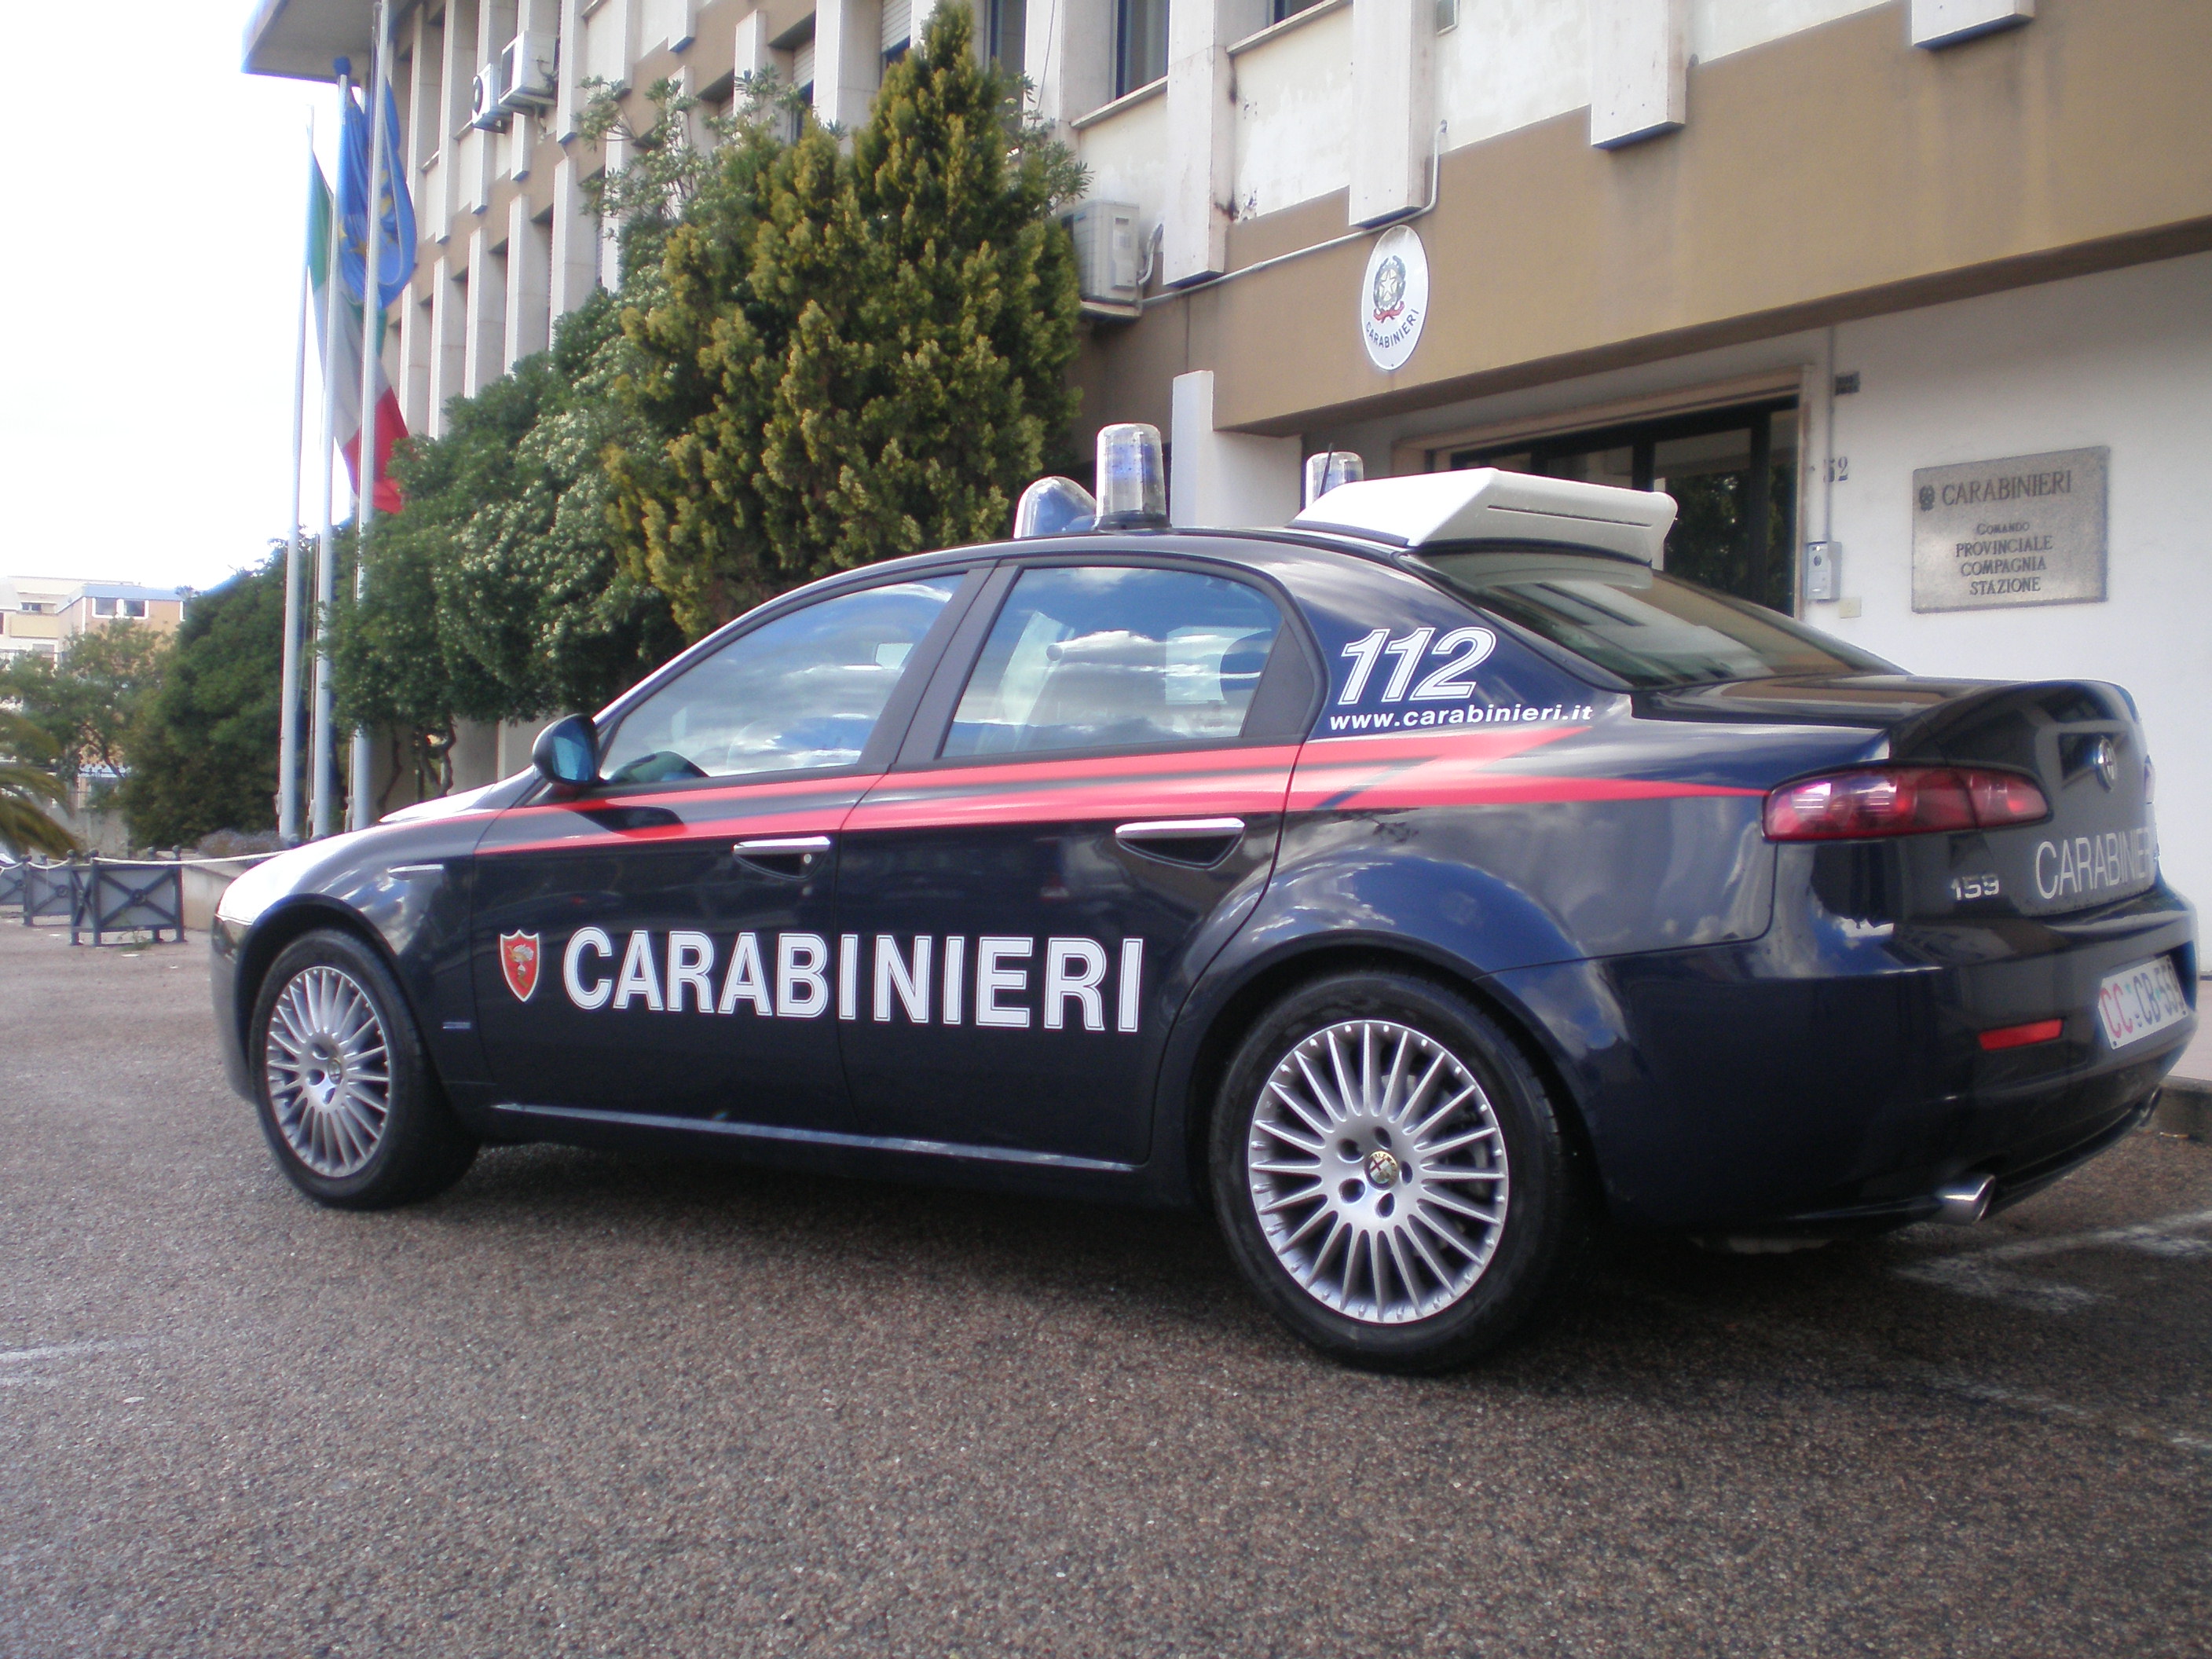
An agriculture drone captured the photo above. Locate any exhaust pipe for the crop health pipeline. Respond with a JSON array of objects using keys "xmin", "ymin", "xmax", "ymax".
[{"xmin": 1933, "ymin": 1174, "xmax": 1996, "ymax": 1226}]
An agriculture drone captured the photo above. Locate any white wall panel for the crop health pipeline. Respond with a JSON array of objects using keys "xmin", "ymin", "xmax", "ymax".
[
  {"xmin": 1073, "ymin": 82, "xmax": 1171, "ymax": 237},
  {"xmin": 1588, "ymin": 0, "xmax": 1686, "ymax": 148},
  {"xmin": 1349, "ymin": 0, "xmax": 1432, "ymax": 225},
  {"xmin": 1232, "ymin": 5, "xmax": 1353, "ymax": 225},
  {"xmin": 1910, "ymin": 0, "xmax": 2033, "ymax": 49},
  {"xmin": 584, "ymin": 0, "xmax": 632, "ymax": 87},
  {"xmin": 1434, "ymin": 0, "xmax": 1588, "ymax": 160},
  {"xmin": 1691, "ymin": 0, "xmax": 1884, "ymax": 63}
]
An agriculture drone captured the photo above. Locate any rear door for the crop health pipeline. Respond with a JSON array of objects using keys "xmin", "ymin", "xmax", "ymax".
[
  {"xmin": 470, "ymin": 569, "xmax": 979, "ymax": 1130},
  {"xmin": 834, "ymin": 558, "xmax": 1320, "ymax": 1165}
]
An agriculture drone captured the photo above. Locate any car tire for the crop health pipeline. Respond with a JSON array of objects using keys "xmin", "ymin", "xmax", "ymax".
[
  {"xmin": 248, "ymin": 928, "xmax": 478, "ymax": 1210},
  {"xmin": 1210, "ymin": 971, "xmax": 1588, "ymax": 1372}
]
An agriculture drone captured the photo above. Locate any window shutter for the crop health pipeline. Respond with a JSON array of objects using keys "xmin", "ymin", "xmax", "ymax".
[
  {"xmin": 881, "ymin": 0, "xmax": 911, "ymax": 53},
  {"xmin": 793, "ymin": 34, "xmax": 815, "ymax": 94}
]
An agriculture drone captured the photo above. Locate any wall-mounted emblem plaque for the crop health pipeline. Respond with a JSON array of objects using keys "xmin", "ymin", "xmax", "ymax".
[
  {"xmin": 1911, "ymin": 447, "xmax": 2108, "ymax": 612},
  {"xmin": 1360, "ymin": 226, "xmax": 1429, "ymax": 374}
]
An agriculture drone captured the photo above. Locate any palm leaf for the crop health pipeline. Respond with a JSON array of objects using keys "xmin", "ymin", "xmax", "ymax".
[{"xmin": 0, "ymin": 760, "xmax": 77, "ymax": 857}]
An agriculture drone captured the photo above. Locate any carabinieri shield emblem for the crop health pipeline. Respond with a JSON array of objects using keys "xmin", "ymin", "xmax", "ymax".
[{"xmin": 500, "ymin": 932, "xmax": 542, "ymax": 1002}]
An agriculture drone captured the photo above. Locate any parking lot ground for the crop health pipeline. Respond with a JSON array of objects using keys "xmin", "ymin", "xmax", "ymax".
[{"xmin": 2, "ymin": 921, "xmax": 2207, "ymax": 1657}]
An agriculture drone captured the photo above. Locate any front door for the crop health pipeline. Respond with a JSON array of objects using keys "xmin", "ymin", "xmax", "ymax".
[
  {"xmin": 835, "ymin": 559, "xmax": 1316, "ymax": 1166},
  {"xmin": 471, "ymin": 570, "xmax": 974, "ymax": 1131}
]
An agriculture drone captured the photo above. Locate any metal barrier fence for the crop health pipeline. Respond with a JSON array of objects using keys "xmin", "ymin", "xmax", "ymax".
[
  {"xmin": 71, "ymin": 859, "xmax": 185, "ymax": 946},
  {"xmin": 19, "ymin": 861, "xmax": 80, "ymax": 928},
  {"xmin": 0, "ymin": 857, "xmax": 185, "ymax": 945}
]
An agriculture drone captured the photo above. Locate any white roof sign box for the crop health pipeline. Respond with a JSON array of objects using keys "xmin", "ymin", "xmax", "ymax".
[{"xmin": 1292, "ymin": 468, "xmax": 1678, "ymax": 564}]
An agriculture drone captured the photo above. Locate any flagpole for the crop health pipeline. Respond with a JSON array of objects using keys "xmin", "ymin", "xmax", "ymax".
[
  {"xmin": 278, "ymin": 115, "xmax": 314, "ymax": 847},
  {"xmin": 310, "ymin": 61, "xmax": 351, "ymax": 840},
  {"xmin": 350, "ymin": 0, "xmax": 391, "ymax": 833}
]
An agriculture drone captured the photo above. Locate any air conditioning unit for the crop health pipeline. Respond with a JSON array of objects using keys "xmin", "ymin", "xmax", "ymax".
[
  {"xmin": 1063, "ymin": 200, "xmax": 1144, "ymax": 308},
  {"xmin": 470, "ymin": 61, "xmax": 508, "ymax": 130},
  {"xmin": 499, "ymin": 33, "xmax": 558, "ymax": 112}
]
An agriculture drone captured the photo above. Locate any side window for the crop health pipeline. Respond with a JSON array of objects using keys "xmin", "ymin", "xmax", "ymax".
[
  {"xmin": 943, "ymin": 566, "xmax": 1284, "ymax": 759},
  {"xmin": 599, "ymin": 575, "xmax": 962, "ymax": 785}
]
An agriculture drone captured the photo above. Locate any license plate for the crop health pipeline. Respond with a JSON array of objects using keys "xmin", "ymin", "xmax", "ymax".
[{"xmin": 2094, "ymin": 957, "xmax": 2189, "ymax": 1050}]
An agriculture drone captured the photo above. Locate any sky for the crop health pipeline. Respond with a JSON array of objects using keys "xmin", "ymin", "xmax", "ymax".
[{"xmin": 0, "ymin": 3, "xmax": 346, "ymax": 596}]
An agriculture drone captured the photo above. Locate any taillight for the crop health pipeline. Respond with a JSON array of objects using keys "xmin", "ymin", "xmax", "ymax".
[
  {"xmin": 1763, "ymin": 766, "xmax": 2049, "ymax": 841},
  {"xmin": 1979, "ymin": 1018, "xmax": 2064, "ymax": 1052}
]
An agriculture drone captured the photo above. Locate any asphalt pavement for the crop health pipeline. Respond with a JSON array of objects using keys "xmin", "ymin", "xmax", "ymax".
[{"xmin": 2, "ymin": 921, "xmax": 2207, "ymax": 1657}]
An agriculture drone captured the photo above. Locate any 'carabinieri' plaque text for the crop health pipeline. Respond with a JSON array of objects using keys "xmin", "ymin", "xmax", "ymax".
[{"xmin": 1911, "ymin": 446, "xmax": 2108, "ymax": 612}]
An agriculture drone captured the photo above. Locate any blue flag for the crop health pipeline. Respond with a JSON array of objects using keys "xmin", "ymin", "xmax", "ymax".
[{"xmin": 337, "ymin": 77, "xmax": 417, "ymax": 311}]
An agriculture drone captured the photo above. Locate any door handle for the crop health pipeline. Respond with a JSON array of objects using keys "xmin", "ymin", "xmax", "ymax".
[
  {"xmin": 732, "ymin": 834, "xmax": 832, "ymax": 877},
  {"xmin": 1113, "ymin": 817, "xmax": 1247, "ymax": 868}
]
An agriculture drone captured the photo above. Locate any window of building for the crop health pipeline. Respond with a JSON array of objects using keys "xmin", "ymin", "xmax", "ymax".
[
  {"xmin": 1115, "ymin": 0, "xmax": 1168, "ymax": 98},
  {"xmin": 1272, "ymin": 0, "xmax": 1325, "ymax": 21},
  {"xmin": 882, "ymin": 0, "xmax": 910, "ymax": 64},
  {"xmin": 983, "ymin": 0, "xmax": 1026, "ymax": 67},
  {"xmin": 94, "ymin": 597, "xmax": 116, "ymax": 617},
  {"xmin": 1448, "ymin": 400, "xmax": 1800, "ymax": 615},
  {"xmin": 792, "ymin": 30, "xmax": 817, "ymax": 108},
  {"xmin": 18, "ymin": 601, "xmax": 48, "ymax": 615}
]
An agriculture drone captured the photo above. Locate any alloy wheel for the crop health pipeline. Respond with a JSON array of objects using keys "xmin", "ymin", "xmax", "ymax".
[
  {"xmin": 1246, "ymin": 1018, "xmax": 1511, "ymax": 1324},
  {"xmin": 263, "ymin": 965, "xmax": 393, "ymax": 1178}
]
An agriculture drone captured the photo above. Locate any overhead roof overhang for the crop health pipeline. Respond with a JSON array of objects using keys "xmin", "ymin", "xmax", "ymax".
[{"xmin": 241, "ymin": 0, "xmax": 376, "ymax": 81}]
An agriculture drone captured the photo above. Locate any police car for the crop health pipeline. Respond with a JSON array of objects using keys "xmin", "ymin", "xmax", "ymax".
[{"xmin": 212, "ymin": 430, "xmax": 2197, "ymax": 1371}]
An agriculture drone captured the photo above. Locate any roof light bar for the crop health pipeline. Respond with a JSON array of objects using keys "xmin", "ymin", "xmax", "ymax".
[{"xmin": 1291, "ymin": 467, "xmax": 1677, "ymax": 563}]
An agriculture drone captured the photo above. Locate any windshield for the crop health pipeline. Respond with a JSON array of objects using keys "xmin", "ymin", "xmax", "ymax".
[{"xmin": 1412, "ymin": 549, "xmax": 1895, "ymax": 688}]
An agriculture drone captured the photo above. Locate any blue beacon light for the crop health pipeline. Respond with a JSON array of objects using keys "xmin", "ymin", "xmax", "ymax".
[{"xmin": 1095, "ymin": 423, "xmax": 1168, "ymax": 529}]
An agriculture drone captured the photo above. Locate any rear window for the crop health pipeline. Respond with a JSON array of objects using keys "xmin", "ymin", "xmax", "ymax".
[{"xmin": 1412, "ymin": 549, "xmax": 1895, "ymax": 689}]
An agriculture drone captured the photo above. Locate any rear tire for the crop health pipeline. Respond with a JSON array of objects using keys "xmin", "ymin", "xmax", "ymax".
[
  {"xmin": 249, "ymin": 928, "xmax": 478, "ymax": 1210},
  {"xmin": 1210, "ymin": 971, "xmax": 1588, "ymax": 1372}
]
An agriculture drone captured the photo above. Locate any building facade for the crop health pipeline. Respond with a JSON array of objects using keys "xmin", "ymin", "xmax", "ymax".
[
  {"xmin": 244, "ymin": 0, "xmax": 2212, "ymax": 898},
  {"xmin": 0, "ymin": 578, "xmax": 185, "ymax": 667}
]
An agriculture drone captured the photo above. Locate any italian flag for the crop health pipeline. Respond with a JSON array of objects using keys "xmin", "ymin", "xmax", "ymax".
[{"xmin": 309, "ymin": 159, "xmax": 406, "ymax": 515}]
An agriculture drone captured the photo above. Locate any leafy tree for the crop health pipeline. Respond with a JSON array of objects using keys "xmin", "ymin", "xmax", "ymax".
[
  {"xmin": 1, "ymin": 621, "xmax": 168, "ymax": 789},
  {"xmin": 610, "ymin": 2, "xmax": 1085, "ymax": 638},
  {"xmin": 575, "ymin": 71, "xmax": 788, "ymax": 279},
  {"xmin": 331, "ymin": 293, "xmax": 683, "ymax": 797},
  {"xmin": 0, "ymin": 709, "xmax": 75, "ymax": 857},
  {"xmin": 115, "ymin": 558, "xmax": 286, "ymax": 850}
]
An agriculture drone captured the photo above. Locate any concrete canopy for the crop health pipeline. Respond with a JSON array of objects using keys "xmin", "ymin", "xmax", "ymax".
[{"xmin": 242, "ymin": 0, "xmax": 375, "ymax": 80}]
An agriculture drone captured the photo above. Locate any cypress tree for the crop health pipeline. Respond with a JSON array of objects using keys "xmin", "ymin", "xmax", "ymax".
[{"xmin": 612, "ymin": 2, "xmax": 1084, "ymax": 639}]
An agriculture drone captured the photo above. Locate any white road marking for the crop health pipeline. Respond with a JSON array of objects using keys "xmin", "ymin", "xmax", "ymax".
[
  {"xmin": 0, "ymin": 1339, "xmax": 148, "ymax": 1366},
  {"xmin": 1892, "ymin": 1259, "xmax": 2106, "ymax": 1312},
  {"xmin": 1894, "ymin": 1207, "xmax": 2212, "ymax": 1312},
  {"xmin": 1608, "ymin": 1279, "xmax": 2212, "ymax": 1462}
]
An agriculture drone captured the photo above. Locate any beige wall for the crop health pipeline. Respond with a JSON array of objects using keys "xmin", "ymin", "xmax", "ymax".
[{"xmin": 57, "ymin": 600, "xmax": 184, "ymax": 640}]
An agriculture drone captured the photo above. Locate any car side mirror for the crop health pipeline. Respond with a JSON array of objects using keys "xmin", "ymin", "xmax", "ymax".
[{"xmin": 532, "ymin": 714, "xmax": 601, "ymax": 792}]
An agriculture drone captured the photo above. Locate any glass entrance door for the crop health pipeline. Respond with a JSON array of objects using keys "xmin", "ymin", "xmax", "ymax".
[{"xmin": 1449, "ymin": 400, "xmax": 1799, "ymax": 614}]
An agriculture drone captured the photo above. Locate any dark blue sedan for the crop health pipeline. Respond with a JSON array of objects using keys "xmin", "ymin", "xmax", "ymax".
[{"xmin": 212, "ymin": 466, "xmax": 2197, "ymax": 1370}]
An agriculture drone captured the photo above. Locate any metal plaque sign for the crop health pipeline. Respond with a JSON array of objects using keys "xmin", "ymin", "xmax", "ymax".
[{"xmin": 1911, "ymin": 447, "xmax": 2108, "ymax": 612}]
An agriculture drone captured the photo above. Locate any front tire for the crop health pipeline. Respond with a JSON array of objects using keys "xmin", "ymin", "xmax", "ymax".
[
  {"xmin": 249, "ymin": 928, "xmax": 478, "ymax": 1209},
  {"xmin": 1210, "ymin": 972, "xmax": 1588, "ymax": 1372}
]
